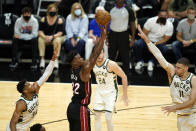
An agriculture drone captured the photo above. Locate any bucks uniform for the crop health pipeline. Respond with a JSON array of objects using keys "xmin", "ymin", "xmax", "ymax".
[
  {"xmin": 67, "ymin": 67, "xmax": 91, "ymax": 131},
  {"xmin": 170, "ymin": 73, "xmax": 196, "ymax": 131},
  {"xmin": 93, "ymin": 59, "xmax": 118, "ymax": 112},
  {"xmin": 6, "ymin": 94, "xmax": 38, "ymax": 131}
]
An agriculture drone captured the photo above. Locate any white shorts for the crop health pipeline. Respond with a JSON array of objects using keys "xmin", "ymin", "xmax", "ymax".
[
  {"xmin": 177, "ymin": 113, "xmax": 196, "ymax": 131},
  {"xmin": 93, "ymin": 89, "xmax": 118, "ymax": 112},
  {"xmin": 6, "ymin": 121, "xmax": 30, "ymax": 131}
]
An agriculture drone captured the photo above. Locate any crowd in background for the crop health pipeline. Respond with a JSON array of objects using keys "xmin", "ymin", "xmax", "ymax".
[{"xmin": 1, "ymin": 0, "xmax": 196, "ymax": 75}]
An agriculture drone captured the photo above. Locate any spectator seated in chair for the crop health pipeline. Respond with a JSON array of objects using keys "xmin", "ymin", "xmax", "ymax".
[
  {"xmin": 9, "ymin": 7, "xmax": 39, "ymax": 69},
  {"xmin": 38, "ymin": 3, "xmax": 65, "ymax": 69},
  {"xmin": 64, "ymin": 2, "xmax": 89, "ymax": 58},
  {"xmin": 172, "ymin": 6, "xmax": 196, "ymax": 73}
]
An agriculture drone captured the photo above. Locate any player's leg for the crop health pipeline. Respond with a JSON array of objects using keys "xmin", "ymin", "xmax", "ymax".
[
  {"xmin": 187, "ymin": 113, "xmax": 196, "ymax": 131},
  {"xmin": 94, "ymin": 111, "xmax": 102, "ymax": 131},
  {"xmin": 104, "ymin": 90, "xmax": 117, "ymax": 131},
  {"xmin": 105, "ymin": 111, "xmax": 114, "ymax": 131},
  {"xmin": 93, "ymin": 90, "xmax": 104, "ymax": 131},
  {"xmin": 80, "ymin": 106, "xmax": 91, "ymax": 131}
]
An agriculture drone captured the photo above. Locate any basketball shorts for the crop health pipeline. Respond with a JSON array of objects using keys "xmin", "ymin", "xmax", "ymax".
[
  {"xmin": 177, "ymin": 112, "xmax": 196, "ymax": 131},
  {"xmin": 67, "ymin": 102, "xmax": 91, "ymax": 131},
  {"xmin": 6, "ymin": 121, "xmax": 29, "ymax": 131},
  {"xmin": 93, "ymin": 89, "xmax": 117, "ymax": 112}
]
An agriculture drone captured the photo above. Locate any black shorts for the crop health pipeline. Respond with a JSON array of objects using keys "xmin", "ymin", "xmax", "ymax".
[{"xmin": 67, "ymin": 102, "xmax": 91, "ymax": 131}]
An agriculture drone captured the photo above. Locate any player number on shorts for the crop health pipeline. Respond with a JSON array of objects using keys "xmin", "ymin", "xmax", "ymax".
[
  {"xmin": 72, "ymin": 82, "xmax": 80, "ymax": 95},
  {"xmin": 179, "ymin": 90, "xmax": 184, "ymax": 97}
]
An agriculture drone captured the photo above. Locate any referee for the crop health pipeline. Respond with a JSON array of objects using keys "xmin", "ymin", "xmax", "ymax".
[{"xmin": 108, "ymin": 0, "xmax": 136, "ymax": 75}]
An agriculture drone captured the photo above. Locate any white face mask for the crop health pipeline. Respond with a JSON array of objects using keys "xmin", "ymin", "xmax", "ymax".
[
  {"xmin": 168, "ymin": 17, "xmax": 174, "ymax": 23},
  {"xmin": 74, "ymin": 9, "xmax": 82, "ymax": 16}
]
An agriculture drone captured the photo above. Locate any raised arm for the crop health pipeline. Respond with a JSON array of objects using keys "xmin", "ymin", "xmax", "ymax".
[
  {"xmin": 109, "ymin": 60, "xmax": 129, "ymax": 106},
  {"xmin": 80, "ymin": 26, "xmax": 107, "ymax": 82},
  {"xmin": 137, "ymin": 25, "xmax": 175, "ymax": 80},
  {"xmin": 33, "ymin": 44, "xmax": 59, "ymax": 93},
  {"xmin": 10, "ymin": 100, "xmax": 26, "ymax": 131}
]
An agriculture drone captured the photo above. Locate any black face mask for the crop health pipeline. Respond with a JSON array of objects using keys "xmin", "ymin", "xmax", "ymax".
[
  {"xmin": 156, "ymin": 17, "xmax": 167, "ymax": 25},
  {"xmin": 49, "ymin": 12, "xmax": 57, "ymax": 17},
  {"xmin": 23, "ymin": 16, "xmax": 30, "ymax": 21}
]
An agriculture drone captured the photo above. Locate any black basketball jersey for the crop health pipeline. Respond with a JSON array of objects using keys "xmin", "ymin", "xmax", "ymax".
[{"xmin": 70, "ymin": 68, "xmax": 91, "ymax": 105}]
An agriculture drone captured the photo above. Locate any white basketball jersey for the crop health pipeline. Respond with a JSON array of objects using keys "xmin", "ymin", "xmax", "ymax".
[
  {"xmin": 170, "ymin": 73, "xmax": 196, "ymax": 115},
  {"xmin": 93, "ymin": 59, "xmax": 118, "ymax": 93},
  {"xmin": 7, "ymin": 94, "xmax": 39, "ymax": 131}
]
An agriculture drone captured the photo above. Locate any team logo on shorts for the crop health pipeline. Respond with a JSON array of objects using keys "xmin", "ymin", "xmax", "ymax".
[{"xmin": 186, "ymin": 80, "xmax": 190, "ymax": 84}]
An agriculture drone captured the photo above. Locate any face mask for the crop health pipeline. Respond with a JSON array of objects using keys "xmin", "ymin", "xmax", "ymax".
[
  {"xmin": 74, "ymin": 9, "xmax": 81, "ymax": 16},
  {"xmin": 157, "ymin": 17, "xmax": 167, "ymax": 25},
  {"xmin": 168, "ymin": 17, "xmax": 174, "ymax": 23},
  {"xmin": 49, "ymin": 12, "xmax": 57, "ymax": 17},
  {"xmin": 188, "ymin": 14, "xmax": 195, "ymax": 20},
  {"xmin": 23, "ymin": 16, "xmax": 30, "ymax": 21}
]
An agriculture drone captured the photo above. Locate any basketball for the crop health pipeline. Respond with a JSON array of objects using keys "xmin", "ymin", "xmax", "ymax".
[{"xmin": 95, "ymin": 10, "xmax": 111, "ymax": 26}]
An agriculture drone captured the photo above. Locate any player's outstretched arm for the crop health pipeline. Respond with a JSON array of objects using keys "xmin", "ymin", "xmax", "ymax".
[
  {"xmin": 137, "ymin": 25, "xmax": 175, "ymax": 79},
  {"xmin": 109, "ymin": 61, "xmax": 129, "ymax": 106},
  {"xmin": 80, "ymin": 26, "xmax": 107, "ymax": 82},
  {"xmin": 10, "ymin": 100, "xmax": 26, "ymax": 131},
  {"xmin": 33, "ymin": 44, "xmax": 59, "ymax": 93}
]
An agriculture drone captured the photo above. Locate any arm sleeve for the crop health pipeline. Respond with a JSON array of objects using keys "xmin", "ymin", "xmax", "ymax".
[
  {"xmin": 14, "ymin": 19, "xmax": 21, "ymax": 35},
  {"xmin": 36, "ymin": 60, "xmax": 55, "ymax": 87},
  {"xmin": 78, "ymin": 15, "xmax": 89, "ymax": 39},
  {"xmin": 65, "ymin": 15, "xmax": 73, "ymax": 39},
  {"xmin": 176, "ymin": 21, "xmax": 182, "ymax": 33},
  {"xmin": 147, "ymin": 42, "xmax": 169, "ymax": 69}
]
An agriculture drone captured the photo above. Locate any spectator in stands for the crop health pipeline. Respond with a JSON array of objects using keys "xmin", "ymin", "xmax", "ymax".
[
  {"xmin": 38, "ymin": 4, "xmax": 64, "ymax": 69},
  {"xmin": 134, "ymin": 10, "xmax": 173, "ymax": 71},
  {"xmin": 108, "ymin": 0, "xmax": 136, "ymax": 75},
  {"xmin": 168, "ymin": 0, "xmax": 194, "ymax": 19},
  {"xmin": 85, "ymin": 6, "xmax": 109, "ymax": 59},
  {"xmin": 30, "ymin": 123, "xmax": 46, "ymax": 131},
  {"xmin": 172, "ymin": 6, "xmax": 196, "ymax": 72},
  {"xmin": 64, "ymin": 2, "xmax": 88, "ymax": 57},
  {"xmin": 9, "ymin": 7, "xmax": 38, "ymax": 69}
]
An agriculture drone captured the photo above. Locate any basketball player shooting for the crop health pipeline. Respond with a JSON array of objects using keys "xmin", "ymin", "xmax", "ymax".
[
  {"xmin": 6, "ymin": 44, "xmax": 59, "ymax": 131},
  {"xmin": 66, "ymin": 25, "xmax": 107, "ymax": 131},
  {"xmin": 138, "ymin": 24, "xmax": 196, "ymax": 131}
]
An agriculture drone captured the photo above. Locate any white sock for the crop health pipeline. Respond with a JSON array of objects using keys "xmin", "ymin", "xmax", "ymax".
[
  {"xmin": 94, "ymin": 111, "xmax": 102, "ymax": 131},
  {"xmin": 105, "ymin": 112, "xmax": 114, "ymax": 131}
]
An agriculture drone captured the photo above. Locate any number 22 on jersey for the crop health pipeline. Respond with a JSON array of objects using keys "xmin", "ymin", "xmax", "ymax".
[{"xmin": 72, "ymin": 82, "xmax": 80, "ymax": 95}]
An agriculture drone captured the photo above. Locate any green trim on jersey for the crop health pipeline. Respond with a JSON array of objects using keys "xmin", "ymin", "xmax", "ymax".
[{"xmin": 114, "ymin": 78, "xmax": 118, "ymax": 102}]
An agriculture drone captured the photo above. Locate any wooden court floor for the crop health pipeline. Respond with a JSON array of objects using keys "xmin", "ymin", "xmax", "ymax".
[{"xmin": 0, "ymin": 81, "xmax": 177, "ymax": 131}]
